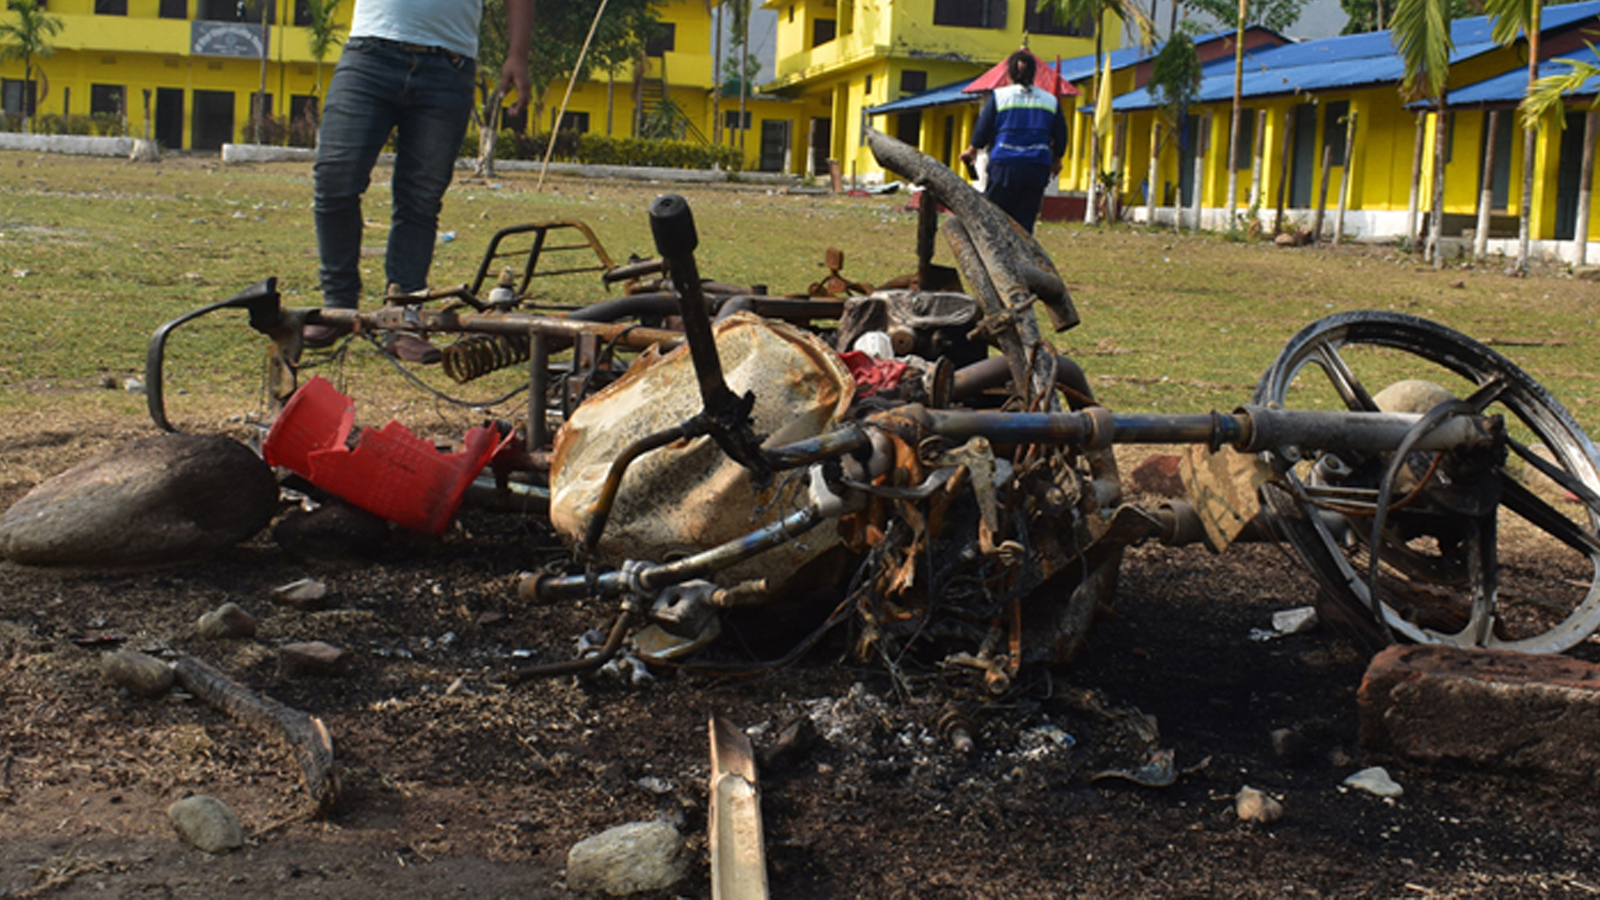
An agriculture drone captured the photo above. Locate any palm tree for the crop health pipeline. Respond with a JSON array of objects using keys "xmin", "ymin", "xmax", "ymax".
[
  {"xmin": 1390, "ymin": 0, "xmax": 1456, "ymax": 266},
  {"xmin": 1045, "ymin": 0, "xmax": 1154, "ymax": 225},
  {"xmin": 0, "ymin": 0, "xmax": 65, "ymax": 134},
  {"xmin": 1521, "ymin": 51, "xmax": 1600, "ymax": 266},
  {"xmin": 306, "ymin": 0, "xmax": 346, "ymax": 110},
  {"xmin": 1484, "ymin": 0, "xmax": 1541, "ymax": 273}
]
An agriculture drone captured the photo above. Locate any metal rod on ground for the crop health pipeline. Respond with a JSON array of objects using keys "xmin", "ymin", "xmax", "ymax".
[{"xmin": 536, "ymin": 0, "xmax": 611, "ymax": 192}]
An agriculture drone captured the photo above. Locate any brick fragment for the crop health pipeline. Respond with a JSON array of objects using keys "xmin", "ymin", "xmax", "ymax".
[{"xmin": 1358, "ymin": 644, "xmax": 1600, "ymax": 780}]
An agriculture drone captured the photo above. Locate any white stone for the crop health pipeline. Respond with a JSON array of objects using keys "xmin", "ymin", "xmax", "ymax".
[
  {"xmin": 566, "ymin": 820, "xmax": 687, "ymax": 896},
  {"xmin": 1344, "ymin": 766, "xmax": 1404, "ymax": 798},
  {"xmin": 168, "ymin": 795, "xmax": 244, "ymax": 852},
  {"xmin": 1272, "ymin": 606, "xmax": 1319, "ymax": 635},
  {"xmin": 1235, "ymin": 785, "xmax": 1284, "ymax": 823}
]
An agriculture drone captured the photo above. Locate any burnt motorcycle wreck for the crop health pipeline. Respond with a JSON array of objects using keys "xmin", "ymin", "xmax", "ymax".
[{"xmin": 148, "ymin": 130, "xmax": 1600, "ymax": 697}]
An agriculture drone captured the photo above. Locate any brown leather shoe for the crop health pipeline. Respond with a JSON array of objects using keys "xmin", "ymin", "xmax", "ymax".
[
  {"xmin": 303, "ymin": 320, "xmax": 353, "ymax": 348},
  {"xmin": 384, "ymin": 332, "xmax": 441, "ymax": 365}
]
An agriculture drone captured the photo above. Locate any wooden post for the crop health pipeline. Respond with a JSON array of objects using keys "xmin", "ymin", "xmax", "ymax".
[
  {"xmin": 1474, "ymin": 109, "xmax": 1500, "ymax": 262},
  {"xmin": 1110, "ymin": 115, "xmax": 1127, "ymax": 223},
  {"xmin": 1313, "ymin": 142, "xmax": 1333, "ymax": 243},
  {"xmin": 1334, "ymin": 109, "xmax": 1357, "ymax": 246},
  {"xmin": 1276, "ymin": 107, "xmax": 1294, "ymax": 235},
  {"xmin": 1577, "ymin": 111, "xmax": 1597, "ymax": 268}
]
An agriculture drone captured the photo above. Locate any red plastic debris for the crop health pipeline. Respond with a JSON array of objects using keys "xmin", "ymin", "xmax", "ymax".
[
  {"xmin": 263, "ymin": 376, "xmax": 507, "ymax": 534},
  {"xmin": 840, "ymin": 350, "xmax": 910, "ymax": 398}
]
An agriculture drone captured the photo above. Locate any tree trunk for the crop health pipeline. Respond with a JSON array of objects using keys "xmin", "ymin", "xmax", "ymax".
[
  {"xmin": 1225, "ymin": 0, "xmax": 1247, "ymax": 224},
  {"xmin": 1428, "ymin": 104, "xmax": 1448, "ymax": 268},
  {"xmin": 1146, "ymin": 121, "xmax": 1160, "ymax": 227},
  {"xmin": 1577, "ymin": 111, "xmax": 1597, "ymax": 268},
  {"xmin": 1276, "ymin": 106, "xmax": 1294, "ymax": 234},
  {"xmin": 1334, "ymin": 110, "xmax": 1356, "ymax": 246},
  {"xmin": 1249, "ymin": 108, "xmax": 1266, "ymax": 215},
  {"xmin": 1190, "ymin": 114, "xmax": 1205, "ymax": 231},
  {"xmin": 1408, "ymin": 111, "xmax": 1426, "ymax": 252},
  {"xmin": 1474, "ymin": 109, "xmax": 1500, "ymax": 262},
  {"xmin": 1516, "ymin": 17, "xmax": 1542, "ymax": 273},
  {"xmin": 712, "ymin": 2, "xmax": 722, "ymax": 145},
  {"xmin": 1313, "ymin": 142, "xmax": 1333, "ymax": 243}
]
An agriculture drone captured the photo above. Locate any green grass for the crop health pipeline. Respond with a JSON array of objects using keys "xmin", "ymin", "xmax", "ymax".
[{"xmin": 4, "ymin": 150, "xmax": 1599, "ymax": 440}]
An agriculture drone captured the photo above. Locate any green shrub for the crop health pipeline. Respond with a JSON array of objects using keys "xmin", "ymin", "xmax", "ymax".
[{"xmin": 460, "ymin": 126, "xmax": 742, "ymax": 172}]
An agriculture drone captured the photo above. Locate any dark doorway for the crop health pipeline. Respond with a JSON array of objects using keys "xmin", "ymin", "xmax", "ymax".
[
  {"xmin": 1479, "ymin": 109, "xmax": 1514, "ymax": 211},
  {"xmin": 1289, "ymin": 101, "xmax": 1317, "ymax": 208},
  {"xmin": 1178, "ymin": 113, "xmax": 1204, "ymax": 207},
  {"xmin": 759, "ymin": 119, "xmax": 789, "ymax": 172},
  {"xmin": 155, "ymin": 87, "xmax": 184, "ymax": 149},
  {"xmin": 896, "ymin": 110, "xmax": 921, "ymax": 149},
  {"xmin": 191, "ymin": 89, "xmax": 234, "ymax": 151},
  {"xmin": 1555, "ymin": 110, "xmax": 1586, "ymax": 242},
  {"xmin": 810, "ymin": 117, "xmax": 831, "ymax": 177}
]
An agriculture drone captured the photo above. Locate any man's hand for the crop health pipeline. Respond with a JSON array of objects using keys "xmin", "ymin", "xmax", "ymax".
[
  {"xmin": 959, "ymin": 146, "xmax": 977, "ymax": 164},
  {"xmin": 499, "ymin": 58, "xmax": 531, "ymax": 117},
  {"xmin": 499, "ymin": 0, "xmax": 536, "ymax": 117}
]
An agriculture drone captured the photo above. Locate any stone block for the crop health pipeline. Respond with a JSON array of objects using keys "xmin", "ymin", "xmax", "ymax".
[{"xmin": 1358, "ymin": 644, "xmax": 1600, "ymax": 780}]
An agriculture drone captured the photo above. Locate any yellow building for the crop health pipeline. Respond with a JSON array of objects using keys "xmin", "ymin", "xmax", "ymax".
[
  {"xmin": 0, "ymin": 0, "xmax": 347, "ymax": 150},
  {"xmin": 761, "ymin": 0, "xmax": 1112, "ymax": 183},
  {"xmin": 0, "ymin": 0, "xmax": 794, "ymax": 170},
  {"xmin": 1109, "ymin": 1, "xmax": 1600, "ymax": 256},
  {"xmin": 537, "ymin": 0, "xmax": 801, "ymax": 173}
]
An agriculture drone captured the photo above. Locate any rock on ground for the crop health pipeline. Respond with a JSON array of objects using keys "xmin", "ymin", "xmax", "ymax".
[
  {"xmin": 168, "ymin": 795, "xmax": 244, "ymax": 853},
  {"xmin": 566, "ymin": 820, "xmax": 687, "ymax": 896},
  {"xmin": 0, "ymin": 433, "xmax": 278, "ymax": 567},
  {"xmin": 101, "ymin": 649, "xmax": 176, "ymax": 697},
  {"xmin": 197, "ymin": 602, "xmax": 258, "ymax": 640},
  {"xmin": 278, "ymin": 641, "xmax": 352, "ymax": 677},
  {"xmin": 1359, "ymin": 644, "xmax": 1600, "ymax": 781}
]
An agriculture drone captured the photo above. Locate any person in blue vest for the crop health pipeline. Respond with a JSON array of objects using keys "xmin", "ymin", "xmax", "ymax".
[
  {"xmin": 959, "ymin": 50, "xmax": 1068, "ymax": 234},
  {"xmin": 304, "ymin": 0, "xmax": 536, "ymax": 362}
]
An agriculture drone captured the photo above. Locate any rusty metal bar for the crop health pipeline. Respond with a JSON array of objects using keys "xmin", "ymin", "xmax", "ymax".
[{"xmin": 709, "ymin": 715, "xmax": 768, "ymax": 900}]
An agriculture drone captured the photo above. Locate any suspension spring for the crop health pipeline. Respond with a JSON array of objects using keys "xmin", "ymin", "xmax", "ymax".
[{"xmin": 440, "ymin": 334, "xmax": 532, "ymax": 383}]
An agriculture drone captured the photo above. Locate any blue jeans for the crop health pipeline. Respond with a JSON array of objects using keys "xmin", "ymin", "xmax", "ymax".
[
  {"xmin": 984, "ymin": 162, "xmax": 1052, "ymax": 234},
  {"xmin": 314, "ymin": 37, "xmax": 475, "ymax": 309}
]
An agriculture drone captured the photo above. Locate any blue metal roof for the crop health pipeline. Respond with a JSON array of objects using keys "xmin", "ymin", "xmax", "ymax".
[
  {"xmin": 865, "ymin": 79, "xmax": 980, "ymax": 116},
  {"xmin": 1106, "ymin": 0, "xmax": 1599, "ymax": 112},
  {"xmin": 1450, "ymin": 44, "xmax": 1600, "ymax": 104}
]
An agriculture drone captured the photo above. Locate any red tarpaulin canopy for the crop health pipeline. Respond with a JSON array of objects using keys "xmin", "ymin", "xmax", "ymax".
[{"xmin": 962, "ymin": 50, "xmax": 1080, "ymax": 97}]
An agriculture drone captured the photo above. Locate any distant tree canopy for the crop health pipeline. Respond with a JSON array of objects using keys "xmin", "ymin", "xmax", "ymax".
[
  {"xmin": 479, "ymin": 0, "xmax": 664, "ymax": 117},
  {"xmin": 1179, "ymin": 0, "xmax": 1313, "ymax": 34}
]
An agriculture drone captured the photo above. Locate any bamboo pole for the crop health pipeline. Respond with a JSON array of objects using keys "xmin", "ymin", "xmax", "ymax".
[
  {"xmin": 1276, "ymin": 106, "xmax": 1294, "ymax": 234},
  {"xmin": 1576, "ymin": 111, "xmax": 1597, "ymax": 268},
  {"xmin": 1313, "ymin": 141, "xmax": 1333, "ymax": 243},
  {"xmin": 1334, "ymin": 109, "xmax": 1356, "ymax": 246},
  {"xmin": 1407, "ymin": 111, "xmax": 1426, "ymax": 251}
]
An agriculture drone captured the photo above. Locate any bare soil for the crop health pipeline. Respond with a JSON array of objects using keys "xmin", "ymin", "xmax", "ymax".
[{"xmin": 4, "ymin": 414, "xmax": 1600, "ymax": 900}]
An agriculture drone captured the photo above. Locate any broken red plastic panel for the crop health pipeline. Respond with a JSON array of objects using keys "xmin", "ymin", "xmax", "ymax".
[{"xmin": 263, "ymin": 376, "xmax": 508, "ymax": 535}]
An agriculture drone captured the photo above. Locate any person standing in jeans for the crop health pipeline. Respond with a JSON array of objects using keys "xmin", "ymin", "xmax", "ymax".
[
  {"xmin": 959, "ymin": 50, "xmax": 1067, "ymax": 235},
  {"xmin": 305, "ymin": 0, "xmax": 536, "ymax": 361}
]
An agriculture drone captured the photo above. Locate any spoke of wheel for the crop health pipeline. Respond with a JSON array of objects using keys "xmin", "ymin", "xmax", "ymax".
[
  {"xmin": 1299, "ymin": 482, "xmax": 1381, "ymax": 511},
  {"xmin": 1508, "ymin": 437, "xmax": 1600, "ymax": 508},
  {"xmin": 1311, "ymin": 339, "xmax": 1379, "ymax": 412},
  {"xmin": 1462, "ymin": 516, "xmax": 1497, "ymax": 646},
  {"xmin": 1500, "ymin": 477, "xmax": 1600, "ymax": 557},
  {"xmin": 1462, "ymin": 377, "xmax": 1509, "ymax": 413}
]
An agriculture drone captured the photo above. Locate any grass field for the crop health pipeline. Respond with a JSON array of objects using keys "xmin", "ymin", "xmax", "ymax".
[{"xmin": 3, "ymin": 149, "xmax": 1599, "ymax": 440}]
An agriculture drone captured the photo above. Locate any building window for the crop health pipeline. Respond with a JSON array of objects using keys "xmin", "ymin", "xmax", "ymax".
[
  {"xmin": 812, "ymin": 18, "xmax": 835, "ymax": 46},
  {"xmin": 293, "ymin": 0, "xmax": 311, "ymax": 25},
  {"xmin": 2, "ymin": 79, "xmax": 37, "ymax": 117},
  {"xmin": 90, "ymin": 83, "xmax": 125, "ymax": 117},
  {"xmin": 864, "ymin": 74, "xmax": 872, "ymax": 94},
  {"xmin": 555, "ymin": 111, "xmax": 590, "ymax": 133},
  {"xmin": 644, "ymin": 23, "xmax": 675, "ymax": 56},
  {"xmin": 95, "ymin": 0, "xmax": 128, "ymax": 15},
  {"xmin": 1322, "ymin": 100, "xmax": 1349, "ymax": 161},
  {"xmin": 1234, "ymin": 108, "xmax": 1254, "ymax": 169},
  {"xmin": 787, "ymin": 4, "xmax": 793, "ymax": 22},
  {"xmin": 933, "ymin": 0, "xmax": 1006, "ymax": 29},
  {"xmin": 900, "ymin": 70, "xmax": 927, "ymax": 94},
  {"xmin": 159, "ymin": 0, "xmax": 186, "ymax": 18},
  {"xmin": 1024, "ymin": 0, "xmax": 1091, "ymax": 36},
  {"xmin": 724, "ymin": 110, "xmax": 752, "ymax": 131},
  {"xmin": 197, "ymin": 0, "xmax": 271, "ymax": 23},
  {"xmin": 896, "ymin": 111, "xmax": 921, "ymax": 148}
]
